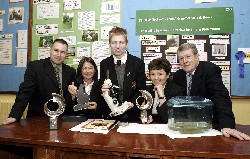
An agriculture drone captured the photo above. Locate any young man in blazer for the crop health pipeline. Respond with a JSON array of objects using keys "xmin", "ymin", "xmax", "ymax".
[
  {"xmin": 4, "ymin": 39, "xmax": 76, "ymax": 125},
  {"xmin": 173, "ymin": 42, "xmax": 250, "ymax": 140},
  {"xmin": 99, "ymin": 26, "xmax": 146, "ymax": 121}
]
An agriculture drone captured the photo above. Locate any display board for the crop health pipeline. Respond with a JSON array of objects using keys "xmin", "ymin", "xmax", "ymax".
[
  {"xmin": 136, "ymin": 7, "xmax": 234, "ymax": 35},
  {"xmin": 1, "ymin": 0, "xmax": 250, "ymax": 96},
  {"xmin": 141, "ymin": 34, "xmax": 231, "ymax": 94},
  {"xmin": 31, "ymin": 0, "xmax": 121, "ymax": 68},
  {"xmin": 122, "ymin": 0, "xmax": 250, "ymax": 96},
  {"xmin": 0, "ymin": 0, "xmax": 29, "ymax": 92}
]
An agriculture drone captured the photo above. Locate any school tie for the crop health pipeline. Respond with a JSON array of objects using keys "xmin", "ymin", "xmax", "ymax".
[
  {"xmin": 54, "ymin": 65, "xmax": 63, "ymax": 96},
  {"xmin": 187, "ymin": 73, "xmax": 193, "ymax": 96},
  {"xmin": 117, "ymin": 60, "xmax": 121, "ymax": 66}
]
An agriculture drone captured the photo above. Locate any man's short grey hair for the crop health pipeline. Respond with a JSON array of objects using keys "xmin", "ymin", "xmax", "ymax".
[{"xmin": 177, "ymin": 43, "xmax": 198, "ymax": 55}]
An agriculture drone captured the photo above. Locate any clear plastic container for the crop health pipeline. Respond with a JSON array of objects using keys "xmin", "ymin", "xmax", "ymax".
[{"xmin": 167, "ymin": 96, "xmax": 213, "ymax": 134}]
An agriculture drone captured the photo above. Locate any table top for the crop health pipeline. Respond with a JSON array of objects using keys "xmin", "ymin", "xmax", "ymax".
[{"xmin": 0, "ymin": 117, "xmax": 250, "ymax": 158}]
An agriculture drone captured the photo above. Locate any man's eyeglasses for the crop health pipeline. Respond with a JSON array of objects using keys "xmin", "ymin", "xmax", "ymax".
[{"xmin": 178, "ymin": 55, "xmax": 193, "ymax": 61}]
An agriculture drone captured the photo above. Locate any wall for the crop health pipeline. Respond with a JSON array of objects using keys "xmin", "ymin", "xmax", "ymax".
[
  {"xmin": 0, "ymin": 0, "xmax": 29, "ymax": 92},
  {"xmin": 1, "ymin": 0, "xmax": 250, "ymax": 96},
  {"xmin": 232, "ymin": 98, "xmax": 250, "ymax": 125},
  {"xmin": 122, "ymin": 0, "xmax": 250, "ymax": 96}
]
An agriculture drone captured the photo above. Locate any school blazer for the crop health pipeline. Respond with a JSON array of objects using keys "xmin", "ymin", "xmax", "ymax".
[{"xmin": 98, "ymin": 53, "xmax": 146, "ymax": 121}]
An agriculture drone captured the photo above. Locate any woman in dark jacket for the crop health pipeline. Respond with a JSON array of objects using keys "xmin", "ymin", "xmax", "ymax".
[
  {"xmin": 146, "ymin": 57, "xmax": 183, "ymax": 123},
  {"xmin": 67, "ymin": 56, "xmax": 101, "ymax": 119}
]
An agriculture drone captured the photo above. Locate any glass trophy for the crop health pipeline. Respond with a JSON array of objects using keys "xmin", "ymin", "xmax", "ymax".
[
  {"xmin": 73, "ymin": 84, "xmax": 90, "ymax": 111},
  {"xmin": 44, "ymin": 93, "xmax": 65, "ymax": 130},
  {"xmin": 136, "ymin": 90, "xmax": 153, "ymax": 123}
]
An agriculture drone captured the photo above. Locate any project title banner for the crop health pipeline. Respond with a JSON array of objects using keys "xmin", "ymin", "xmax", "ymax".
[{"xmin": 136, "ymin": 7, "xmax": 234, "ymax": 35}]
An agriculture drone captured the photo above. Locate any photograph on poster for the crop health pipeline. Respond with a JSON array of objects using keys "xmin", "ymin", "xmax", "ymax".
[
  {"xmin": 8, "ymin": 7, "xmax": 24, "ymax": 24},
  {"xmin": 167, "ymin": 35, "xmax": 179, "ymax": 49},
  {"xmin": 63, "ymin": 13, "xmax": 74, "ymax": 29},
  {"xmin": 212, "ymin": 44, "xmax": 227, "ymax": 56},
  {"xmin": 82, "ymin": 30, "xmax": 98, "ymax": 42},
  {"xmin": 39, "ymin": 36, "xmax": 53, "ymax": 48},
  {"xmin": 67, "ymin": 46, "xmax": 76, "ymax": 57}
]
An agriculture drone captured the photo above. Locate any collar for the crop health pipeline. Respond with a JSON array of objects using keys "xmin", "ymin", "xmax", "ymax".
[
  {"xmin": 84, "ymin": 80, "xmax": 94, "ymax": 86},
  {"xmin": 50, "ymin": 59, "xmax": 62, "ymax": 69},
  {"xmin": 186, "ymin": 70, "xmax": 196, "ymax": 77},
  {"xmin": 113, "ymin": 51, "xmax": 128, "ymax": 65}
]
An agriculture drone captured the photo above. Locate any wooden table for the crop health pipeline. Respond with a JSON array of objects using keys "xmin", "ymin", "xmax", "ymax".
[{"xmin": 0, "ymin": 117, "xmax": 250, "ymax": 159}]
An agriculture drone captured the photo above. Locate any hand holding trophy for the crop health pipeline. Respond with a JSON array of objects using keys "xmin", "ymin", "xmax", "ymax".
[{"xmin": 73, "ymin": 84, "xmax": 90, "ymax": 111}]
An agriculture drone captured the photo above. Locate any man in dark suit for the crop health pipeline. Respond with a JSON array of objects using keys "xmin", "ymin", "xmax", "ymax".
[
  {"xmin": 173, "ymin": 42, "xmax": 250, "ymax": 140},
  {"xmin": 99, "ymin": 27, "xmax": 146, "ymax": 121},
  {"xmin": 3, "ymin": 39, "xmax": 76, "ymax": 125}
]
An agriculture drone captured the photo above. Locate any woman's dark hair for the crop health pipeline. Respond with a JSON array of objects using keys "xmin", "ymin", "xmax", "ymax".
[
  {"xmin": 148, "ymin": 58, "xmax": 172, "ymax": 74},
  {"xmin": 75, "ymin": 56, "xmax": 98, "ymax": 87}
]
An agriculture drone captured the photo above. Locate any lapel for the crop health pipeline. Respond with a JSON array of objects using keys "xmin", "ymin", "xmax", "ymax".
[
  {"xmin": 108, "ymin": 57, "xmax": 119, "ymax": 86},
  {"xmin": 44, "ymin": 58, "xmax": 58, "ymax": 87},
  {"xmin": 178, "ymin": 70, "xmax": 188, "ymax": 95},
  {"xmin": 191, "ymin": 63, "xmax": 202, "ymax": 96},
  {"xmin": 148, "ymin": 85, "xmax": 155, "ymax": 98},
  {"xmin": 61, "ymin": 64, "xmax": 69, "ymax": 91},
  {"xmin": 123, "ymin": 54, "xmax": 133, "ymax": 96}
]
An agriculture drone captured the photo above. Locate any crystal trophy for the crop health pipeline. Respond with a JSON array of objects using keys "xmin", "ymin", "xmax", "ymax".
[
  {"xmin": 44, "ymin": 93, "xmax": 65, "ymax": 130},
  {"xmin": 136, "ymin": 90, "xmax": 153, "ymax": 123},
  {"xmin": 73, "ymin": 84, "xmax": 90, "ymax": 111}
]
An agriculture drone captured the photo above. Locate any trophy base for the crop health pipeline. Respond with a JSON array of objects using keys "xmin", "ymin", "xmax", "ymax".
[{"xmin": 49, "ymin": 117, "xmax": 59, "ymax": 130}]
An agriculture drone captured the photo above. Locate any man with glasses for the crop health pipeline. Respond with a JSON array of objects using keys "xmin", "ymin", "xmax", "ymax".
[{"xmin": 173, "ymin": 43, "xmax": 250, "ymax": 140}]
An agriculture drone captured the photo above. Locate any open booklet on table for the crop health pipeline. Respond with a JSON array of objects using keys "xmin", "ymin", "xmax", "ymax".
[{"xmin": 69, "ymin": 119, "xmax": 117, "ymax": 134}]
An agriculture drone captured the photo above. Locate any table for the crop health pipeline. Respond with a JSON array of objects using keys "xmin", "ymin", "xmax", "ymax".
[{"xmin": 0, "ymin": 117, "xmax": 250, "ymax": 159}]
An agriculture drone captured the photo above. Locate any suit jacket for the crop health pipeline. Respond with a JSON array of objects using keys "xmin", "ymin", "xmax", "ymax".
[
  {"xmin": 98, "ymin": 53, "xmax": 146, "ymax": 121},
  {"xmin": 9, "ymin": 58, "xmax": 76, "ymax": 120},
  {"xmin": 147, "ymin": 79, "xmax": 184, "ymax": 123},
  {"xmin": 173, "ymin": 61, "xmax": 235, "ymax": 129}
]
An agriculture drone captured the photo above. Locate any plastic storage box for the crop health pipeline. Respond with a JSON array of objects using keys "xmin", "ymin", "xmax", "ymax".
[{"xmin": 167, "ymin": 96, "xmax": 213, "ymax": 134}]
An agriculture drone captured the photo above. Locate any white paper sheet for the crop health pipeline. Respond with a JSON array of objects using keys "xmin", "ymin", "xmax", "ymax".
[{"xmin": 117, "ymin": 123, "xmax": 222, "ymax": 139}]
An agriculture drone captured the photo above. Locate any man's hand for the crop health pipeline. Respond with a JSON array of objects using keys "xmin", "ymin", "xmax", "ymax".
[
  {"xmin": 3, "ymin": 117, "xmax": 16, "ymax": 125},
  {"xmin": 221, "ymin": 128, "xmax": 250, "ymax": 140}
]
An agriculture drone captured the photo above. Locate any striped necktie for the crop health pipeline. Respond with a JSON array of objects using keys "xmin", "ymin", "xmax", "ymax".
[
  {"xmin": 54, "ymin": 66, "xmax": 63, "ymax": 96},
  {"xmin": 187, "ymin": 73, "xmax": 192, "ymax": 96}
]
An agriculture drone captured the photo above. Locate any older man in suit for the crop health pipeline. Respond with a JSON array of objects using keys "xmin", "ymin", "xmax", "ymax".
[
  {"xmin": 99, "ymin": 27, "xmax": 146, "ymax": 121},
  {"xmin": 3, "ymin": 39, "xmax": 76, "ymax": 125},
  {"xmin": 173, "ymin": 42, "xmax": 250, "ymax": 140}
]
